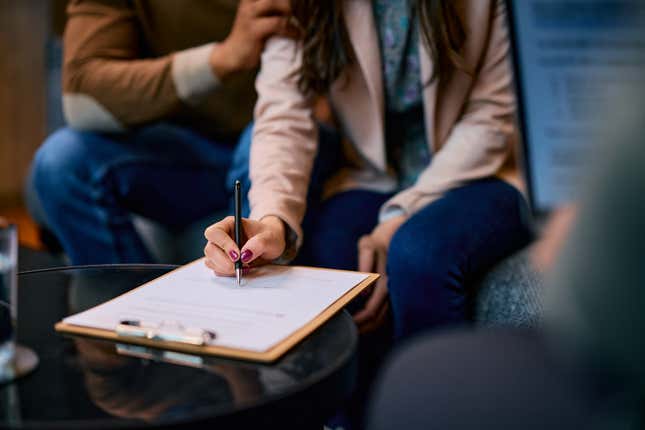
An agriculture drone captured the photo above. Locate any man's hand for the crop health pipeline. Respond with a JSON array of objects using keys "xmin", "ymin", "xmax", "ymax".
[
  {"xmin": 532, "ymin": 205, "xmax": 577, "ymax": 273},
  {"xmin": 210, "ymin": 0, "xmax": 295, "ymax": 79},
  {"xmin": 354, "ymin": 215, "xmax": 407, "ymax": 333}
]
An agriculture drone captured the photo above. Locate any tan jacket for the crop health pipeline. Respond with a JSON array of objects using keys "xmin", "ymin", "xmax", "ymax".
[
  {"xmin": 63, "ymin": 0, "xmax": 256, "ymax": 140},
  {"xmin": 249, "ymin": 0, "xmax": 521, "ymax": 251}
]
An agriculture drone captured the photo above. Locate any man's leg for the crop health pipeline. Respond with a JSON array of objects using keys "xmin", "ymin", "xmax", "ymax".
[
  {"xmin": 32, "ymin": 124, "xmax": 234, "ymax": 264},
  {"xmin": 387, "ymin": 178, "xmax": 534, "ymax": 339}
]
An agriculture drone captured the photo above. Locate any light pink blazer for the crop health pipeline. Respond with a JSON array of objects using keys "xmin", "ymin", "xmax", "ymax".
[{"xmin": 249, "ymin": 0, "xmax": 521, "ymax": 251}]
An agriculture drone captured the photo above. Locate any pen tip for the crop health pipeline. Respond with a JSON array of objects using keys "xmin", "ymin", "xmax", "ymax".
[{"xmin": 236, "ymin": 269, "xmax": 241, "ymax": 286}]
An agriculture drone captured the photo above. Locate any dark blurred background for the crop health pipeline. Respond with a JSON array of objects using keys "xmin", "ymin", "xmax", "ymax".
[{"xmin": 0, "ymin": 0, "xmax": 67, "ymax": 249}]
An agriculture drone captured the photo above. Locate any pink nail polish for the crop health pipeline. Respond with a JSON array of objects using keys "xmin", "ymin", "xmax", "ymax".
[
  {"xmin": 229, "ymin": 250, "xmax": 239, "ymax": 261},
  {"xmin": 241, "ymin": 250, "xmax": 253, "ymax": 263}
]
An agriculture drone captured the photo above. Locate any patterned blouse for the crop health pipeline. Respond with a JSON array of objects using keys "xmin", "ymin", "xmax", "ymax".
[{"xmin": 373, "ymin": 0, "xmax": 432, "ymax": 189}]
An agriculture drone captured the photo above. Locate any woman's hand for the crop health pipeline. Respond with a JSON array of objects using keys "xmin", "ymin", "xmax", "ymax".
[
  {"xmin": 204, "ymin": 215, "xmax": 286, "ymax": 276},
  {"xmin": 354, "ymin": 215, "xmax": 407, "ymax": 333}
]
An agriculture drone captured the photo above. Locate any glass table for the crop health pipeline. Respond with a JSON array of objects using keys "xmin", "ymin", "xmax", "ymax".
[{"xmin": 1, "ymin": 265, "xmax": 358, "ymax": 429}]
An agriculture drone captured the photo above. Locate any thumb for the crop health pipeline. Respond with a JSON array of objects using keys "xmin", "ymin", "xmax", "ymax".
[
  {"xmin": 240, "ymin": 231, "xmax": 283, "ymax": 264},
  {"xmin": 358, "ymin": 235, "xmax": 376, "ymax": 273}
]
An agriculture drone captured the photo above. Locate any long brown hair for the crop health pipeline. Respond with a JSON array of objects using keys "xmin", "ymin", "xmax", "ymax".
[{"xmin": 290, "ymin": 0, "xmax": 467, "ymax": 95}]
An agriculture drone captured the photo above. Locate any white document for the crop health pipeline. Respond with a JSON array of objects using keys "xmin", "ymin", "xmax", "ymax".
[{"xmin": 63, "ymin": 259, "xmax": 369, "ymax": 352}]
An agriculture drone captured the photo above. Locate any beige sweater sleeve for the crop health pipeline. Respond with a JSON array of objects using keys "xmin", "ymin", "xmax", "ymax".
[{"xmin": 62, "ymin": 0, "xmax": 219, "ymax": 131}]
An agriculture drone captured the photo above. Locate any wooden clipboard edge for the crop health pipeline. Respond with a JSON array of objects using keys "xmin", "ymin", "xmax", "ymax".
[
  {"xmin": 256, "ymin": 271, "xmax": 379, "ymax": 361},
  {"xmin": 55, "ymin": 321, "xmax": 273, "ymax": 362},
  {"xmin": 54, "ymin": 260, "xmax": 379, "ymax": 363}
]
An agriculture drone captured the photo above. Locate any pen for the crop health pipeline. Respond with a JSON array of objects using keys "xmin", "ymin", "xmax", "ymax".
[{"xmin": 234, "ymin": 180, "xmax": 242, "ymax": 285}]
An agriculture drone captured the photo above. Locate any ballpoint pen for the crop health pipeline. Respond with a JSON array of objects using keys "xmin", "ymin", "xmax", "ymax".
[{"xmin": 234, "ymin": 180, "xmax": 242, "ymax": 286}]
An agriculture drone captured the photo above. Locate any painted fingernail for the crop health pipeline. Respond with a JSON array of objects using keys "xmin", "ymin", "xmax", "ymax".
[
  {"xmin": 241, "ymin": 250, "xmax": 253, "ymax": 263},
  {"xmin": 229, "ymin": 250, "xmax": 239, "ymax": 261}
]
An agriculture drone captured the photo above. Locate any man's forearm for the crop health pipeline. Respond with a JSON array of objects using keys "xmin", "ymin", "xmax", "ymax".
[
  {"xmin": 61, "ymin": 0, "xmax": 292, "ymax": 132},
  {"xmin": 63, "ymin": 44, "xmax": 221, "ymax": 131},
  {"xmin": 62, "ymin": 0, "xmax": 223, "ymax": 132}
]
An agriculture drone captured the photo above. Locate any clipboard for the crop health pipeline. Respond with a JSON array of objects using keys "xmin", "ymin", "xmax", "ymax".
[{"xmin": 55, "ymin": 261, "xmax": 379, "ymax": 363}]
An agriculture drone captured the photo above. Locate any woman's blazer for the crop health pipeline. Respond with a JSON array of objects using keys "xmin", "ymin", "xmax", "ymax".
[{"xmin": 249, "ymin": 0, "xmax": 521, "ymax": 250}]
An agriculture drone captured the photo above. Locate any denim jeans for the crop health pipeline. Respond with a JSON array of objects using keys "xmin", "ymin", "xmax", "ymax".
[
  {"xmin": 293, "ymin": 178, "xmax": 534, "ymax": 339},
  {"xmin": 31, "ymin": 123, "xmax": 340, "ymax": 265},
  {"xmin": 31, "ymin": 124, "xmax": 238, "ymax": 264}
]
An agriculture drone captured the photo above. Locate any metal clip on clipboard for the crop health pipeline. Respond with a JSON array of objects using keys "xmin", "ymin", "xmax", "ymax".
[{"xmin": 116, "ymin": 320, "xmax": 216, "ymax": 346}]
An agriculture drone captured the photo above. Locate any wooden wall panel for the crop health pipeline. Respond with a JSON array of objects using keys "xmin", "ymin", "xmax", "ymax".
[{"xmin": 0, "ymin": 0, "xmax": 50, "ymax": 206}]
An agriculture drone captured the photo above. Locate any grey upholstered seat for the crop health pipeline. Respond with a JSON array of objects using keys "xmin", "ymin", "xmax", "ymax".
[{"xmin": 474, "ymin": 248, "xmax": 543, "ymax": 328}]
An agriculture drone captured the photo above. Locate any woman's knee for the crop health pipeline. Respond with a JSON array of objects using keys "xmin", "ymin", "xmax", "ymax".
[
  {"xmin": 387, "ymin": 217, "xmax": 461, "ymax": 285},
  {"xmin": 386, "ymin": 218, "xmax": 466, "ymax": 335}
]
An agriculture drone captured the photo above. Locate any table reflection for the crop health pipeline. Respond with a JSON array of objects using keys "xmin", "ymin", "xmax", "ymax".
[
  {"xmin": 74, "ymin": 337, "xmax": 263, "ymax": 422},
  {"xmin": 6, "ymin": 266, "xmax": 356, "ymax": 429},
  {"xmin": 66, "ymin": 269, "xmax": 318, "ymax": 423}
]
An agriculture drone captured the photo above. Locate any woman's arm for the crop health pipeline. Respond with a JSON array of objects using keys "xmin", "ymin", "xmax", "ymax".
[
  {"xmin": 380, "ymin": 0, "xmax": 516, "ymax": 219},
  {"xmin": 247, "ymin": 36, "xmax": 318, "ymax": 260},
  {"xmin": 204, "ymin": 36, "xmax": 316, "ymax": 274}
]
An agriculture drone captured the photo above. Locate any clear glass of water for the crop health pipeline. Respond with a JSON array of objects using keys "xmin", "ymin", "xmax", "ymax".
[
  {"xmin": 0, "ymin": 223, "xmax": 17, "ymax": 369},
  {"xmin": 0, "ymin": 222, "xmax": 38, "ymax": 384}
]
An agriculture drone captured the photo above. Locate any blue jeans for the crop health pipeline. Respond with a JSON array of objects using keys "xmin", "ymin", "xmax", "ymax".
[
  {"xmin": 32, "ymin": 124, "xmax": 237, "ymax": 264},
  {"xmin": 31, "ymin": 123, "xmax": 340, "ymax": 265},
  {"xmin": 293, "ymin": 179, "xmax": 534, "ymax": 339}
]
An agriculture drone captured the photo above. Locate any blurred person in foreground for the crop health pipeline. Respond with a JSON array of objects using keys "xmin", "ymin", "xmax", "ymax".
[
  {"xmin": 30, "ymin": 0, "xmax": 294, "ymax": 264},
  {"xmin": 367, "ymin": 93, "xmax": 645, "ymax": 429}
]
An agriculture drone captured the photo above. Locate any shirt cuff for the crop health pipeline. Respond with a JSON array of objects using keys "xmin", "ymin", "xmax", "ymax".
[
  {"xmin": 171, "ymin": 42, "xmax": 220, "ymax": 105},
  {"xmin": 250, "ymin": 205, "xmax": 303, "ymax": 265},
  {"xmin": 378, "ymin": 205, "xmax": 406, "ymax": 224},
  {"xmin": 271, "ymin": 222, "xmax": 299, "ymax": 265}
]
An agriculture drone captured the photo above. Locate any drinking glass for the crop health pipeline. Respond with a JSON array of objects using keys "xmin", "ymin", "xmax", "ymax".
[
  {"xmin": 0, "ymin": 222, "xmax": 38, "ymax": 383},
  {"xmin": 0, "ymin": 223, "xmax": 17, "ymax": 367}
]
